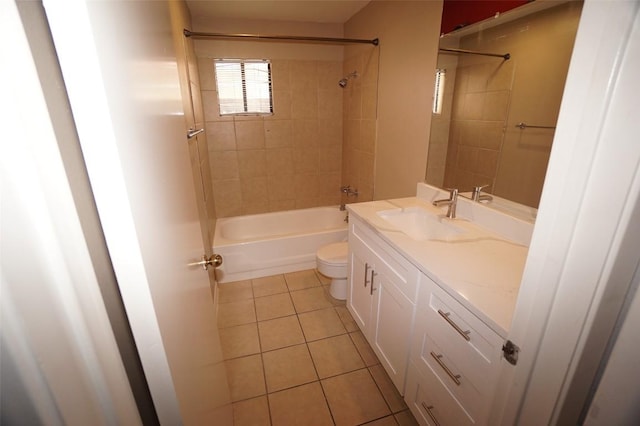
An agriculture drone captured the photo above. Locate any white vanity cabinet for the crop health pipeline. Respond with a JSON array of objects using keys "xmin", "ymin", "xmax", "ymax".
[
  {"xmin": 405, "ymin": 275, "xmax": 504, "ymax": 425},
  {"xmin": 347, "ymin": 216, "xmax": 420, "ymax": 393}
]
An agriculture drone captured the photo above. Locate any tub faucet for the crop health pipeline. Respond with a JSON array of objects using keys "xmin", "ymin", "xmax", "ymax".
[
  {"xmin": 340, "ymin": 185, "xmax": 359, "ymax": 197},
  {"xmin": 433, "ymin": 188, "xmax": 459, "ymax": 219},
  {"xmin": 472, "ymin": 185, "xmax": 493, "ymax": 203}
]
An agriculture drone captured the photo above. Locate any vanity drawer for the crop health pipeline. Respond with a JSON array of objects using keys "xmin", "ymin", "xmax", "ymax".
[
  {"xmin": 405, "ymin": 361, "xmax": 474, "ymax": 426},
  {"xmin": 419, "ymin": 277, "xmax": 503, "ymax": 383}
]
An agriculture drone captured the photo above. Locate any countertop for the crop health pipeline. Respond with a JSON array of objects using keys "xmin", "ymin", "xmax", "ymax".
[{"xmin": 347, "ymin": 197, "xmax": 529, "ymax": 338}]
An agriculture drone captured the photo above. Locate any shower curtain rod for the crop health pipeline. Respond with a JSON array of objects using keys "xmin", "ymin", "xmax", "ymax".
[
  {"xmin": 439, "ymin": 47, "xmax": 510, "ymax": 60},
  {"xmin": 183, "ymin": 29, "xmax": 379, "ymax": 46}
]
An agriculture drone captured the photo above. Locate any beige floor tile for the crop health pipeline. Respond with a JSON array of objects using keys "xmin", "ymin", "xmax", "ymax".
[
  {"xmin": 285, "ymin": 269, "xmax": 322, "ymax": 291},
  {"xmin": 252, "ymin": 274, "xmax": 288, "ymax": 298},
  {"xmin": 394, "ymin": 410, "xmax": 419, "ymax": 426},
  {"xmin": 364, "ymin": 416, "xmax": 399, "ymax": 425},
  {"xmin": 298, "ymin": 307, "xmax": 346, "ymax": 341},
  {"xmin": 218, "ymin": 299, "xmax": 256, "ymax": 328},
  {"xmin": 262, "ymin": 343, "xmax": 318, "ymax": 392},
  {"xmin": 258, "ymin": 315, "xmax": 305, "ymax": 352},
  {"xmin": 350, "ymin": 330, "xmax": 380, "ymax": 366},
  {"xmin": 268, "ymin": 382, "xmax": 333, "ymax": 426},
  {"xmin": 225, "ymin": 354, "xmax": 266, "ymax": 402},
  {"xmin": 219, "ymin": 323, "xmax": 260, "ymax": 360},
  {"xmin": 321, "ymin": 369, "xmax": 391, "ymax": 426},
  {"xmin": 334, "ymin": 306, "xmax": 360, "ymax": 332},
  {"xmin": 218, "ymin": 280, "xmax": 254, "ymax": 303},
  {"xmin": 308, "ymin": 334, "xmax": 365, "ymax": 378},
  {"xmin": 232, "ymin": 395, "xmax": 271, "ymax": 426},
  {"xmin": 369, "ymin": 364, "xmax": 407, "ymax": 413},
  {"xmin": 255, "ymin": 293, "xmax": 295, "ymax": 321},
  {"xmin": 290, "ymin": 287, "xmax": 335, "ymax": 313}
]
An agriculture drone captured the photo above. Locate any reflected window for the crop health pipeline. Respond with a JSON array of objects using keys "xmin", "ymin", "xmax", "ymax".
[
  {"xmin": 214, "ymin": 59, "xmax": 273, "ymax": 115},
  {"xmin": 432, "ymin": 68, "xmax": 446, "ymax": 115}
]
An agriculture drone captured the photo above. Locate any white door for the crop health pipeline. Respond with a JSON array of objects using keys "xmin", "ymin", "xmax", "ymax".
[{"xmin": 43, "ymin": 1, "xmax": 231, "ymax": 424}]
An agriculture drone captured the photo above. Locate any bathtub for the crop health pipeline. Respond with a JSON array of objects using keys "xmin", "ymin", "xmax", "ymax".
[{"xmin": 213, "ymin": 206, "xmax": 349, "ymax": 283}]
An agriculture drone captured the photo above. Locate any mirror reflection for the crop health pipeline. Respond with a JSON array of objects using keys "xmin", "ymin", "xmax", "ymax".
[{"xmin": 425, "ymin": 1, "xmax": 583, "ymax": 209}]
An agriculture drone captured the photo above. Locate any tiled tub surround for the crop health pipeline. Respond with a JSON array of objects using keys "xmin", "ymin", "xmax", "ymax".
[
  {"xmin": 199, "ymin": 59, "xmax": 345, "ymax": 217},
  {"xmin": 217, "ymin": 269, "xmax": 418, "ymax": 426}
]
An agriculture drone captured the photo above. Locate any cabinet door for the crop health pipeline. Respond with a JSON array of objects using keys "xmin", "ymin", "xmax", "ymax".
[
  {"xmin": 371, "ymin": 268, "xmax": 414, "ymax": 393},
  {"xmin": 348, "ymin": 239, "xmax": 374, "ymax": 334}
]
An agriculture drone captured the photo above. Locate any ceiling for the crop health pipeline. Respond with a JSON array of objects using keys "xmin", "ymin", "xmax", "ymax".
[{"xmin": 185, "ymin": 1, "xmax": 371, "ymax": 24}]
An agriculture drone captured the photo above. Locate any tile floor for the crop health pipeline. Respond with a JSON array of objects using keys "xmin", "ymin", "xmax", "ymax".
[{"xmin": 217, "ymin": 269, "xmax": 418, "ymax": 426}]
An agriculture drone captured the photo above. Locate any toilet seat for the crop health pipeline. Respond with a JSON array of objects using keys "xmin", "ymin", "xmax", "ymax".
[{"xmin": 317, "ymin": 242, "xmax": 348, "ymax": 266}]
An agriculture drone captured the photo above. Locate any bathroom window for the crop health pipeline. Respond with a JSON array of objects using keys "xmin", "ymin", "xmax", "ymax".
[
  {"xmin": 432, "ymin": 68, "xmax": 446, "ymax": 115},
  {"xmin": 214, "ymin": 59, "xmax": 273, "ymax": 115}
]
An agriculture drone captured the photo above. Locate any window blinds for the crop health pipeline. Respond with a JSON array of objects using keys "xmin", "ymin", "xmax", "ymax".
[{"xmin": 214, "ymin": 59, "xmax": 273, "ymax": 115}]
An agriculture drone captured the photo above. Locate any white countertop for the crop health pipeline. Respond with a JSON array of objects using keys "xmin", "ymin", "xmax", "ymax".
[{"xmin": 347, "ymin": 196, "xmax": 530, "ymax": 338}]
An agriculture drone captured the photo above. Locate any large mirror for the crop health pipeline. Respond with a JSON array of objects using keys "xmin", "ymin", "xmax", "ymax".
[{"xmin": 425, "ymin": 1, "xmax": 583, "ymax": 211}]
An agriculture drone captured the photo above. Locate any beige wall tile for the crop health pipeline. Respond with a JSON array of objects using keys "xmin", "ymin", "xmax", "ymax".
[
  {"xmin": 291, "ymin": 87, "xmax": 318, "ymax": 119},
  {"xmin": 235, "ymin": 120, "xmax": 265, "ymax": 150},
  {"xmin": 319, "ymin": 146, "xmax": 342, "ymax": 173},
  {"xmin": 482, "ymin": 90, "xmax": 510, "ymax": 121},
  {"xmin": 210, "ymin": 151, "xmax": 239, "ymax": 181},
  {"xmin": 197, "ymin": 57, "xmax": 216, "ymax": 90},
  {"xmin": 293, "ymin": 148, "xmax": 319, "ymax": 173},
  {"xmin": 267, "ymin": 175, "xmax": 296, "ymax": 202},
  {"xmin": 264, "ymin": 120, "xmax": 293, "ymax": 148},
  {"xmin": 462, "ymin": 92, "xmax": 485, "ymax": 120},
  {"xmin": 240, "ymin": 177, "xmax": 268, "ymax": 204},
  {"xmin": 237, "ymin": 150, "xmax": 267, "ymax": 179},
  {"xmin": 266, "ymin": 148, "xmax": 293, "ymax": 176},
  {"xmin": 213, "ymin": 179, "xmax": 243, "ymax": 217},
  {"xmin": 318, "ymin": 89, "xmax": 342, "ymax": 120},
  {"xmin": 290, "ymin": 60, "xmax": 318, "ymax": 90},
  {"xmin": 293, "ymin": 119, "xmax": 319, "ymax": 149},
  {"xmin": 269, "ymin": 89, "xmax": 292, "ymax": 120},
  {"xmin": 269, "ymin": 59, "xmax": 291, "ymax": 90},
  {"xmin": 318, "ymin": 172, "xmax": 341, "ymax": 197},
  {"xmin": 317, "ymin": 61, "xmax": 342, "ymax": 90},
  {"xmin": 206, "ymin": 121, "xmax": 236, "ymax": 151},
  {"xmin": 294, "ymin": 173, "xmax": 320, "ymax": 197},
  {"xmin": 269, "ymin": 199, "xmax": 296, "ymax": 212}
]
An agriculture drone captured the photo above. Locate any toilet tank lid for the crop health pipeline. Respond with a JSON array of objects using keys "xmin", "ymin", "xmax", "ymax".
[{"xmin": 317, "ymin": 241, "xmax": 348, "ymax": 262}]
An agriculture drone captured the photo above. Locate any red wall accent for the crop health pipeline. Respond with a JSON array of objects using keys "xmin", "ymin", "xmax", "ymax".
[{"xmin": 440, "ymin": 0, "xmax": 529, "ymax": 35}]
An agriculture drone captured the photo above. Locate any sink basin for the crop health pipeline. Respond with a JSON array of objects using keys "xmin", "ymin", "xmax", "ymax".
[{"xmin": 376, "ymin": 207, "xmax": 466, "ymax": 241}]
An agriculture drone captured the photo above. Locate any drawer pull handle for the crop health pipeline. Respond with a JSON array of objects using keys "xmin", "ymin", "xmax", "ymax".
[
  {"xmin": 430, "ymin": 351, "xmax": 461, "ymax": 385},
  {"xmin": 364, "ymin": 263, "xmax": 370, "ymax": 287},
  {"xmin": 421, "ymin": 402, "xmax": 441, "ymax": 426},
  {"xmin": 438, "ymin": 309, "xmax": 471, "ymax": 341},
  {"xmin": 370, "ymin": 270, "xmax": 377, "ymax": 295}
]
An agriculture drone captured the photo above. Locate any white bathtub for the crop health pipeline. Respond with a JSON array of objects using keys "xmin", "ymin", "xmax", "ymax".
[{"xmin": 213, "ymin": 206, "xmax": 349, "ymax": 283}]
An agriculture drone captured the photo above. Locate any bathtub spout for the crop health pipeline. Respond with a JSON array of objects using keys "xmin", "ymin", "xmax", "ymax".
[{"xmin": 339, "ymin": 203, "xmax": 346, "ymax": 211}]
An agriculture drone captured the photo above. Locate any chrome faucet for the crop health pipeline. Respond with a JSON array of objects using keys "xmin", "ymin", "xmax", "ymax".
[
  {"xmin": 433, "ymin": 188, "xmax": 459, "ymax": 219},
  {"xmin": 472, "ymin": 185, "xmax": 493, "ymax": 203}
]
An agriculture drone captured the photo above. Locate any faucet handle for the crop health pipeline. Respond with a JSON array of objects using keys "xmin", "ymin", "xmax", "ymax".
[
  {"xmin": 472, "ymin": 184, "xmax": 491, "ymax": 202},
  {"xmin": 444, "ymin": 188, "xmax": 459, "ymax": 199}
]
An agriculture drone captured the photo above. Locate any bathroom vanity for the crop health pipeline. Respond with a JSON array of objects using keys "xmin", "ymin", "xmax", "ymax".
[{"xmin": 346, "ymin": 183, "xmax": 534, "ymax": 426}]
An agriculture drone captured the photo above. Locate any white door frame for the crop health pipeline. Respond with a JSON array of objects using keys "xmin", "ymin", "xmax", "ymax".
[{"xmin": 492, "ymin": 1, "xmax": 640, "ymax": 423}]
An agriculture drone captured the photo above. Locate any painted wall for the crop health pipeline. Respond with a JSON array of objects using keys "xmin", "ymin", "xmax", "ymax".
[
  {"xmin": 344, "ymin": 0, "xmax": 444, "ymax": 201},
  {"xmin": 192, "ymin": 18, "xmax": 345, "ymax": 216}
]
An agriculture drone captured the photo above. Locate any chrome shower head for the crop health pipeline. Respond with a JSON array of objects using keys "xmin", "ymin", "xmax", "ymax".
[{"xmin": 338, "ymin": 71, "xmax": 359, "ymax": 88}]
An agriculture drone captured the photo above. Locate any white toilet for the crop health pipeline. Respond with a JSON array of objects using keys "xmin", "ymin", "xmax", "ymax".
[{"xmin": 316, "ymin": 242, "xmax": 349, "ymax": 300}]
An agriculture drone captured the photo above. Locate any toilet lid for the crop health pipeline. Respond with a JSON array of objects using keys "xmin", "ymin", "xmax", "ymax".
[{"xmin": 317, "ymin": 242, "xmax": 348, "ymax": 265}]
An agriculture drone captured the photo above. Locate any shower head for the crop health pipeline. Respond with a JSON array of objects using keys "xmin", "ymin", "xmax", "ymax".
[{"xmin": 338, "ymin": 71, "xmax": 359, "ymax": 88}]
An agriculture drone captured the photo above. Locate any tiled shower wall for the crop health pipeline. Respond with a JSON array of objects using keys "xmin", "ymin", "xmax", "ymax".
[
  {"xmin": 341, "ymin": 49, "xmax": 379, "ymax": 203},
  {"xmin": 199, "ymin": 59, "xmax": 344, "ymax": 217}
]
